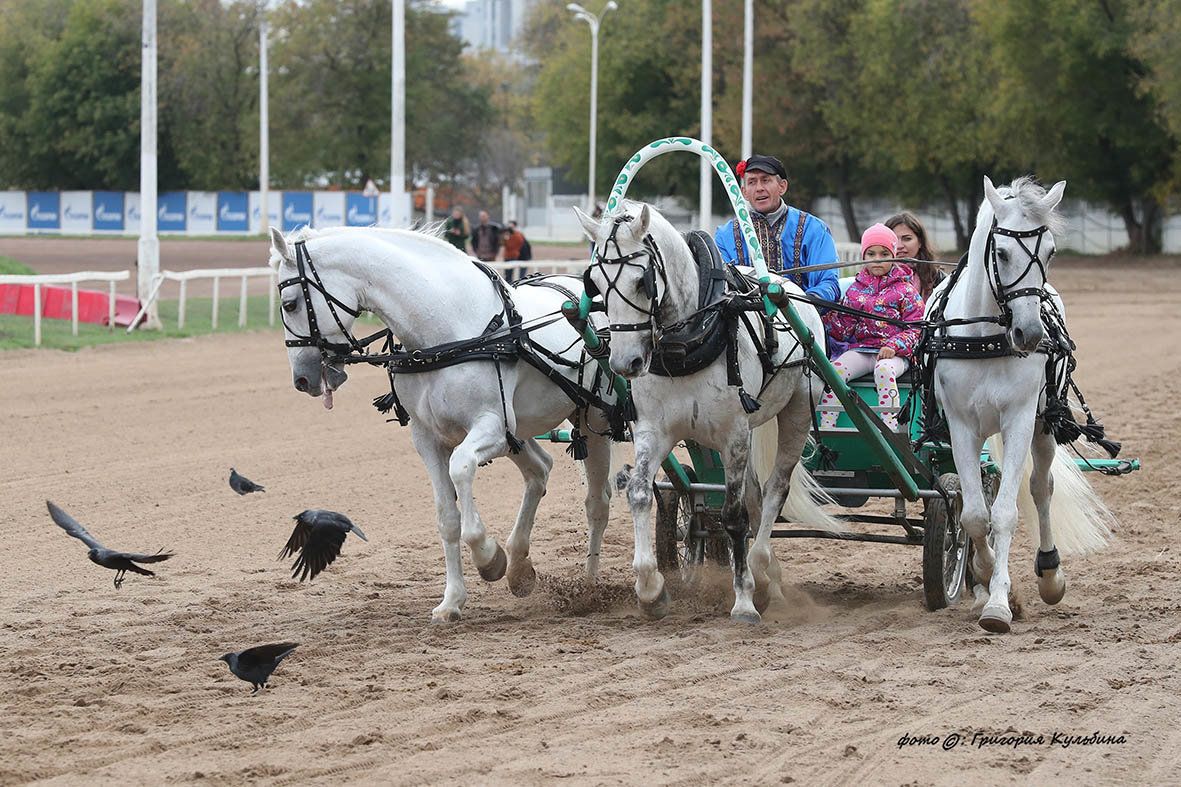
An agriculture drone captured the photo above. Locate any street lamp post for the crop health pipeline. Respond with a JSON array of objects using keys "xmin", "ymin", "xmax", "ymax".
[{"xmin": 568, "ymin": 2, "xmax": 617, "ymax": 214}]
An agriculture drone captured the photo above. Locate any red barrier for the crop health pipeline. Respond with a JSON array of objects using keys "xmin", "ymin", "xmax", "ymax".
[{"xmin": 0, "ymin": 283, "xmax": 140, "ymax": 326}]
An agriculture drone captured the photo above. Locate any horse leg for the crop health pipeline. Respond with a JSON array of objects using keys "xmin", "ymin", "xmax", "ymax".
[
  {"xmin": 721, "ymin": 430, "xmax": 759, "ymax": 624},
  {"xmin": 627, "ymin": 429, "xmax": 676, "ymax": 619},
  {"xmin": 503, "ymin": 437, "xmax": 552, "ymax": 597},
  {"xmin": 1030, "ymin": 429, "xmax": 1065, "ymax": 604},
  {"xmin": 750, "ymin": 391, "xmax": 812, "ymax": 613},
  {"xmin": 412, "ymin": 429, "xmax": 467, "ymax": 623},
  {"xmin": 979, "ymin": 419, "xmax": 1036, "ymax": 633},
  {"xmin": 448, "ymin": 415, "xmax": 509, "ymax": 583},
  {"xmin": 581, "ymin": 432, "xmax": 614, "ymax": 584},
  {"xmin": 948, "ymin": 424, "xmax": 993, "ymax": 613}
]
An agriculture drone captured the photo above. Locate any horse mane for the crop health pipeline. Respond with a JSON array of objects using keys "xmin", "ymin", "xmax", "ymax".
[
  {"xmin": 273, "ymin": 223, "xmax": 466, "ymax": 270},
  {"xmin": 606, "ymin": 199, "xmax": 682, "ymax": 248},
  {"xmin": 995, "ymin": 176, "xmax": 1067, "ymax": 236}
]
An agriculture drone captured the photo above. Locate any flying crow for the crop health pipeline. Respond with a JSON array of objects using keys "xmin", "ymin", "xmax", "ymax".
[
  {"xmin": 279, "ymin": 510, "xmax": 367, "ymax": 582},
  {"xmin": 229, "ymin": 468, "xmax": 265, "ymax": 495},
  {"xmin": 46, "ymin": 500, "xmax": 174, "ymax": 589},
  {"xmin": 219, "ymin": 643, "xmax": 299, "ymax": 693}
]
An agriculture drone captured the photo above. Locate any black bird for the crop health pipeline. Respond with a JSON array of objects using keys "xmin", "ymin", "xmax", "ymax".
[
  {"xmin": 229, "ymin": 467, "xmax": 265, "ymax": 495},
  {"xmin": 219, "ymin": 642, "xmax": 299, "ymax": 693},
  {"xmin": 278, "ymin": 510, "xmax": 368, "ymax": 582},
  {"xmin": 46, "ymin": 500, "xmax": 174, "ymax": 589}
]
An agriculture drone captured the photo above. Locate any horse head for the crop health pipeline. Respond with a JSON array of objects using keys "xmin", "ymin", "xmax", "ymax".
[
  {"xmin": 576, "ymin": 201, "xmax": 694, "ymax": 379},
  {"xmin": 269, "ymin": 227, "xmax": 355, "ymax": 407},
  {"xmin": 982, "ymin": 176, "xmax": 1066, "ymax": 353}
]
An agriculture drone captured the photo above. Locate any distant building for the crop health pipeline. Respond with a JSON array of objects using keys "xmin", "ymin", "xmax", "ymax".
[{"xmin": 450, "ymin": 0, "xmax": 538, "ymax": 53}]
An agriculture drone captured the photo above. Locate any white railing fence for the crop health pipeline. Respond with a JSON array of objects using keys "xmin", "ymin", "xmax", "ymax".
[
  {"xmin": 129, "ymin": 267, "xmax": 278, "ymax": 333},
  {"xmin": 0, "ymin": 271, "xmax": 130, "ymax": 346}
]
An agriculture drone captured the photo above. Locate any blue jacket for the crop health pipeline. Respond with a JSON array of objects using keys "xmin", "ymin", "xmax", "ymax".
[{"xmin": 714, "ymin": 206, "xmax": 840, "ymax": 303}]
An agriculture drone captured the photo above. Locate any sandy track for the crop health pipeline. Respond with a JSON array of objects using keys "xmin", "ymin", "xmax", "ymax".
[{"xmin": 1, "ymin": 259, "xmax": 1179, "ymax": 785}]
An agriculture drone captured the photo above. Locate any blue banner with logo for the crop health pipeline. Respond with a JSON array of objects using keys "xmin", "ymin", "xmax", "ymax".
[
  {"xmin": 217, "ymin": 192, "xmax": 249, "ymax": 232},
  {"xmin": 158, "ymin": 192, "xmax": 187, "ymax": 231},
  {"xmin": 27, "ymin": 192, "xmax": 60, "ymax": 230},
  {"xmin": 346, "ymin": 194, "xmax": 378, "ymax": 227},
  {"xmin": 282, "ymin": 192, "xmax": 313, "ymax": 231},
  {"xmin": 93, "ymin": 192, "xmax": 124, "ymax": 231}
]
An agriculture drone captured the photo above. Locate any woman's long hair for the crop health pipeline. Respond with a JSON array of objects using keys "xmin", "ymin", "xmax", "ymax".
[{"xmin": 886, "ymin": 211, "xmax": 937, "ymax": 299}]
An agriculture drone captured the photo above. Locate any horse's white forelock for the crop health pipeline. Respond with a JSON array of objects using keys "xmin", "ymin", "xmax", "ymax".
[{"xmin": 997, "ymin": 176, "xmax": 1066, "ymax": 236}]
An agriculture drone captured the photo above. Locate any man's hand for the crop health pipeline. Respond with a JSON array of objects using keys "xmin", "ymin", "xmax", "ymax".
[{"xmin": 878, "ymin": 345, "xmax": 896, "ymax": 360}]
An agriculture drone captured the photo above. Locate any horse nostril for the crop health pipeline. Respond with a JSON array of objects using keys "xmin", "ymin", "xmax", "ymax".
[
  {"xmin": 295, "ymin": 376, "xmax": 309, "ymax": 392},
  {"xmin": 629, "ymin": 357, "xmax": 644, "ymax": 375}
]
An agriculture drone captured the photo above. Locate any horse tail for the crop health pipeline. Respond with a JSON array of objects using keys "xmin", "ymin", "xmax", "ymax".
[
  {"xmin": 988, "ymin": 435, "xmax": 1115, "ymax": 556},
  {"xmin": 751, "ymin": 422, "xmax": 845, "ymax": 535}
]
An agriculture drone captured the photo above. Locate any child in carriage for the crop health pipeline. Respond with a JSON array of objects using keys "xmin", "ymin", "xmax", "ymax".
[{"xmin": 819, "ymin": 223, "xmax": 924, "ymax": 430}]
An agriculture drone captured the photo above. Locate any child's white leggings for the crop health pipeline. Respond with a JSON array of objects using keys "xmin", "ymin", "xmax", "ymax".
[{"xmin": 819, "ymin": 351, "xmax": 909, "ymax": 429}]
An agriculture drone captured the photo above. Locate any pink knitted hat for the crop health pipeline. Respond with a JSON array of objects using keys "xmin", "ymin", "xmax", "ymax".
[{"xmin": 860, "ymin": 223, "xmax": 898, "ymax": 258}]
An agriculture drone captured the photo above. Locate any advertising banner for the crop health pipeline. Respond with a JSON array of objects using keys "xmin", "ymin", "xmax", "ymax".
[
  {"xmin": 158, "ymin": 192, "xmax": 187, "ymax": 232},
  {"xmin": 217, "ymin": 192, "xmax": 249, "ymax": 232},
  {"xmin": 282, "ymin": 192, "xmax": 313, "ymax": 231},
  {"xmin": 125, "ymin": 193, "xmax": 141, "ymax": 233},
  {"xmin": 0, "ymin": 191, "xmax": 26, "ymax": 233},
  {"xmin": 345, "ymin": 193, "xmax": 378, "ymax": 227},
  {"xmin": 61, "ymin": 191, "xmax": 92, "ymax": 234},
  {"xmin": 188, "ymin": 191, "xmax": 217, "ymax": 234},
  {"xmin": 27, "ymin": 192, "xmax": 61, "ymax": 231},
  {"xmin": 251, "ymin": 192, "xmax": 280, "ymax": 235},
  {"xmin": 313, "ymin": 191, "xmax": 345, "ymax": 227},
  {"xmin": 93, "ymin": 191, "xmax": 124, "ymax": 231}
]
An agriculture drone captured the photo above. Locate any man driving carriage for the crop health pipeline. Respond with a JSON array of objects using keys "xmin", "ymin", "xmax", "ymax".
[{"xmin": 713, "ymin": 154, "xmax": 841, "ymax": 302}]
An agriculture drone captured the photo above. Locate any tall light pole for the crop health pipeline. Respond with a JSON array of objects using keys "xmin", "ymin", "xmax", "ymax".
[
  {"xmin": 741, "ymin": 0, "xmax": 752, "ymax": 160},
  {"xmin": 568, "ymin": 2, "xmax": 617, "ymax": 214},
  {"xmin": 699, "ymin": 0, "xmax": 712, "ymax": 229},
  {"xmin": 138, "ymin": 0, "xmax": 161, "ymax": 330},
  {"xmin": 259, "ymin": 18, "xmax": 269, "ymax": 234},
  {"xmin": 391, "ymin": 0, "xmax": 406, "ymax": 228}
]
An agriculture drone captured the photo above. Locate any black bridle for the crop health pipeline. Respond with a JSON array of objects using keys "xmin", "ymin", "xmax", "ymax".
[
  {"xmin": 278, "ymin": 240, "xmax": 366, "ymax": 358},
  {"xmin": 583, "ymin": 214, "xmax": 669, "ymax": 341},
  {"xmin": 985, "ymin": 216, "xmax": 1056, "ymax": 319}
]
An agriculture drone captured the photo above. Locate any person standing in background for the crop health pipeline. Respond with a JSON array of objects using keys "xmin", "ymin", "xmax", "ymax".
[
  {"xmin": 502, "ymin": 220, "xmax": 529, "ymax": 280},
  {"xmin": 444, "ymin": 206, "xmax": 470, "ymax": 252},
  {"xmin": 471, "ymin": 210, "xmax": 503, "ymax": 263}
]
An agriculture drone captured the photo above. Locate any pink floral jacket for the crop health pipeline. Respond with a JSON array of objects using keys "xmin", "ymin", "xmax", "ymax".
[{"xmin": 823, "ymin": 264, "xmax": 925, "ymax": 358}]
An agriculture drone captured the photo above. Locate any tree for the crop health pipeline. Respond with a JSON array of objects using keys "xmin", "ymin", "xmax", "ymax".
[
  {"xmin": 978, "ymin": 0, "xmax": 1176, "ymax": 252},
  {"xmin": 1130, "ymin": 0, "xmax": 1181, "ymax": 195}
]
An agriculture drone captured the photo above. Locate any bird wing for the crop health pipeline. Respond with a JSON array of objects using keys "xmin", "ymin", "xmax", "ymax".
[
  {"xmin": 277, "ymin": 517, "xmax": 313, "ymax": 560},
  {"xmin": 238, "ymin": 642, "xmax": 300, "ymax": 668},
  {"xmin": 46, "ymin": 501, "xmax": 104, "ymax": 550},
  {"xmin": 125, "ymin": 550, "xmax": 175, "ymax": 564},
  {"xmin": 290, "ymin": 520, "xmax": 349, "ymax": 582}
]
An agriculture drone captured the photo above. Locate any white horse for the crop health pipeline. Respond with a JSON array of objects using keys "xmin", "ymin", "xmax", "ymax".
[
  {"xmin": 268, "ymin": 225, "xmax": 616, "ymax": 623},
  {"xmin": 931, "ymin": 176, "xmax": 1115, "ymax": 633},
  {"xmin": 576, "ymin": 201, "xmax": 838, "ymax": 623}
]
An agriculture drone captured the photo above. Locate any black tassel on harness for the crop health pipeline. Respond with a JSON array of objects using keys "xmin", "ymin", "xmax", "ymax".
[
  {"xmin": 505, "ymin": 430, "xmax": 524, "ymax": 454},
  {"xmin": 566, "ymin": 428, "xmax": 590, "ymax": 460},
  {"xmin": 372, "ymin": 388, "xmax": 410, "ymax": 426},
  {"xmin": 1041, "ymin": 396, "xmax": 1121, "ymax": 458},
  {"xmin": 738, "ymin": 387, "xmax": 761, "ymax": 414}
]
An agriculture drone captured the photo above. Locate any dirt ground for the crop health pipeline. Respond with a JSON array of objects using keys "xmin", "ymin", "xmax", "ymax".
[{"xmin": 1, "ymin": 246, "xmax": 1179, "ymax": 785}]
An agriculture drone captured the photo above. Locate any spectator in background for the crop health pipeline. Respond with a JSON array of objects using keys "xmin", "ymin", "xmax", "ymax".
[
  {"xmin": 502, "ymin": 220, "xmax": 530, "ymax": 280},
  {"xmin": 885, "ymin": 211, "xmax": 944, "ymax": 300},
  {"xmin": 471, "ymin": 210, "xmax": 503, "ymax": 263},
  {"xmin": 444, "ymin": 206, "xmax": 470, "ymax": 252}
]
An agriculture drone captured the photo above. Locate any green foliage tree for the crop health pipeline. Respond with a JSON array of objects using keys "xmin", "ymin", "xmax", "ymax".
[
  {"xmin": 1130, "ymin": 0, "xmax": 1181, "ymax": 194},
  {"xmin": 978, "ymin": 0, "xmax": 1176, "ymax": 252}
]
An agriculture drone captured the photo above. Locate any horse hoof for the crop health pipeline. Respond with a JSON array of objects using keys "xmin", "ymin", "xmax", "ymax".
[
  {"xmin": 478, "ymin": 545, "xmax": 508, "ymax": 582},
  {"xmin": 731, "ymin": 609, "xmax": 761, "ymax": 625},
  {"xmin": 638, "ymin": 586, "xmax": 670, "ymax": 620},
  {"xmin": 1038, "ymin": 571, "xmax": 1066, "ymax": 605},
  {"xmin": 753, "ymin": 587, "xmax": 771, "ymax": 615},
  {"xmin": 978, "ymin": 604, "xmax": 1012, "ymax": 634},
  {"xmin": 431, "ymin": 608, "xmax": 461, "ymax": 624},
  {"xmin": 507, "ymin": 562, "xmax": 537, "ymax": 597}
]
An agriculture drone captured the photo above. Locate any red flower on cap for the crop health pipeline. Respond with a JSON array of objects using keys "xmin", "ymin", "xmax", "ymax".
[{"xmin": 735, "ymin": 160, "xmax": 747, "ymax": 179}]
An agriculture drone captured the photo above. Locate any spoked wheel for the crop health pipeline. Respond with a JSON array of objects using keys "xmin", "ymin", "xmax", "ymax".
[
  {"xmin": 654, "ymin": 468, "xmax": 730, "ymax": 585},
  {"xmin": 922, "ymin": 473, "xmax": 967, "ymax": 611}
]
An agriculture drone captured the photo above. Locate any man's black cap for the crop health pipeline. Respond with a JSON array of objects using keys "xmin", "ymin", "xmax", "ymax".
[{"xmin": 743, "ymin": 154, "xmax": 787, "ymax": 180}]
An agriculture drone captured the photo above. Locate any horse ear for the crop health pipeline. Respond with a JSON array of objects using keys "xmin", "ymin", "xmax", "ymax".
[
  {"xmin": 983, "ymin": 176, "xmax": 1007, "ymax": 217},
  {"xmin": 573, "ymin": 205, "xmax": 600, "ymax": 243},
  {"xmin": 269, "ymin": 227, "xmax": 290, "ymax": 261},
  {"xmin": 1041, "ymin": 180, "xmax": 1067, "ymax": 213},
  {"xmin": 638, "ymin": 204, "xmax": 650, "ymax": 237}
]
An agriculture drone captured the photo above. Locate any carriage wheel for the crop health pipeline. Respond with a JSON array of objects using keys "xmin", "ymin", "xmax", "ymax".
[
  {"xmin": 654, "ymin": 468, "xmax": 730, "ymax": 585},
  {"xmin": 922, "ymin": 473, "xmax": 967, "ymax": 611}
]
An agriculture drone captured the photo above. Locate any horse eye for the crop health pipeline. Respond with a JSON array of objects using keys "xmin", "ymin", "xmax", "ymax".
[
  {"xmin": 283, "ymin": 299, "xmax": 299, "ymax": 313},
  {"xmin": 996, "ymin": 249, "xmax": 1009, "ymax": 262}
]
